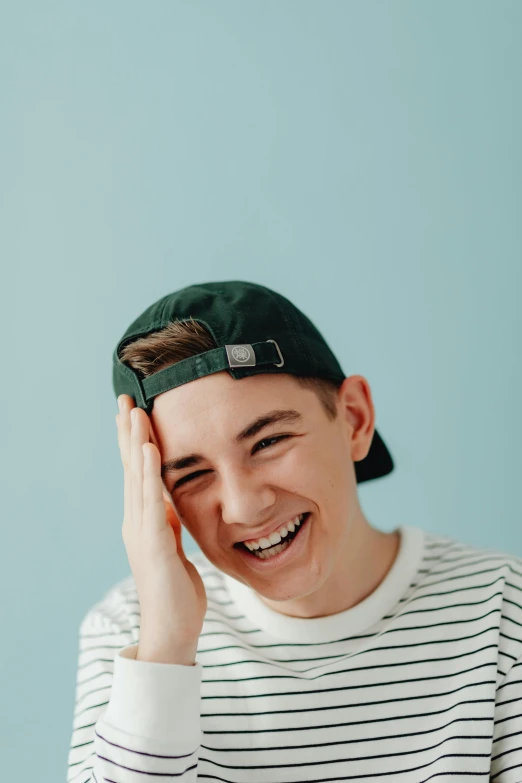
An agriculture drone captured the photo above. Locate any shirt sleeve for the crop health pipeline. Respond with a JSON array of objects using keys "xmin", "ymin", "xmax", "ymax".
[
  {"xmin": 490, "ymin": 654, "xmax": 522, "ymax": 781},
  {"xmin": 66, "ymin": 602, "xmax": 203, "ymax": 782}
]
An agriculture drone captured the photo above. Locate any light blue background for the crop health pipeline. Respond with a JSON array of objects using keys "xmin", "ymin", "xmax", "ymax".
[{"xmin": 1, "ymin": 1, "xmax": 521, "ymax": 780}]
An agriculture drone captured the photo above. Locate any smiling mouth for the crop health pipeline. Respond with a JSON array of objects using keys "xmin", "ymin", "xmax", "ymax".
[{"xmin": 234, "ymin": 512, "xmax": 311, "ymax": 559}]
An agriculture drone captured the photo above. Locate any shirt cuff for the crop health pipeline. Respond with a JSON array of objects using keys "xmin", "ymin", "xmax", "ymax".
[{"xmin": 102, "ymin": 643, "xmax": 203, "ymax": 746}]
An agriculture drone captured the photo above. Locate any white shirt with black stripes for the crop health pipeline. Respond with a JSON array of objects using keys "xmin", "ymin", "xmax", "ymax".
[{"xmin": 67, "ymin": 524, "xmax": 522, "ymax": 782}]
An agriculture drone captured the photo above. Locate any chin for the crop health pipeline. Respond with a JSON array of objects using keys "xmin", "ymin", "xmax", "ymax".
[{"xmin": 250, "ymin": 570, "xmax": 319, "ymax": 602}]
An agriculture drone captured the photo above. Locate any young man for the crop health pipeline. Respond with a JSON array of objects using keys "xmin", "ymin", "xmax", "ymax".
[{"xmin": 67, "ymin": 280, "xmax": 522, "ymax": 782}]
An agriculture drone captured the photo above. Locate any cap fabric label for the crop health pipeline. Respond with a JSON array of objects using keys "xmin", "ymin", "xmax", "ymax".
[{"xmin": 225, "ymin": 344, "xmax": 256, "ymax": 367}]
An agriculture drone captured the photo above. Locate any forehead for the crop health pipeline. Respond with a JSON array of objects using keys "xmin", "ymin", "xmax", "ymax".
[{"xmin": 151, "ymin": 371, "xmax": 304, "ymax": 432}]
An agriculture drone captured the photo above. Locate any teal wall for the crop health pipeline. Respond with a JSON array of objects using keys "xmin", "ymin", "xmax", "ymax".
[{"xmin": 1, "ymin": 2, "xmax": 521, "ymax": 780}]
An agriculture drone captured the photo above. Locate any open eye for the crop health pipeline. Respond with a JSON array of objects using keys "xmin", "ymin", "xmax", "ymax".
[{"xmin": 252, "ymin": 434, "xmax": 291, "ymax": 453}]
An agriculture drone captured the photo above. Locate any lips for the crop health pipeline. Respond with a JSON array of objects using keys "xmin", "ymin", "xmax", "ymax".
[
  {"xmin": 236, "ymin": 511, "xmax": 312, "ymax": 565},
  {"xmin": 234, "ymin": 512, "xmax": 308, "ymax": 547}
]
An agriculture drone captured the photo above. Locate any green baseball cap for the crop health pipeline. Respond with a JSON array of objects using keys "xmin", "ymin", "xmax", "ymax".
[{"xmin": 112, "ymin": 280, "xmax": 394, "ymax": 483}]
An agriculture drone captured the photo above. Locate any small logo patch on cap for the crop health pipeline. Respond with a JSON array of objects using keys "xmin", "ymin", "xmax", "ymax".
[{"xmin": 225, "ymin": 344, "xmax": 256, "ymax": 367}]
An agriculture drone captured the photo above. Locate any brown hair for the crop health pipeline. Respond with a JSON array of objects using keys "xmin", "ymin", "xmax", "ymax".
[{"xmin": 119, "ymin": 318, "xmax": 343, "ymax": 420}]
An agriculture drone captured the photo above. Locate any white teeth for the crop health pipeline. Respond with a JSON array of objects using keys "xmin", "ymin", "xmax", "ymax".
[
  {"xmin": 243, "ymin": 514, "xmax": 305, "ymax": 551},
  {"xmin": 255, "ymin": 540, "xmax": 291, "ymax": 559}
]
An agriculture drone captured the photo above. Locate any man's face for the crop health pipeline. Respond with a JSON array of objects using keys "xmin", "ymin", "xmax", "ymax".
[{"xmin": 150, "ymin": 371, "xmax": 373, "ymax": 604}]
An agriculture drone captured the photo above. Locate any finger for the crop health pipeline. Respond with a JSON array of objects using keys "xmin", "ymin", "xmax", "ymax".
[
  {"xmin": 162, "ymin": 485, "xmax": 186, "ymax": 559},
  {"xmin": 142, "ymin": 443, "xmax": 174, "ymax": 538},
  {"xmin": 116, "ymin": 395, "xmax": 135, "ymax": 468},
  {"xmin": 149, "ymin": 421, "xmax": 161, "ymax": 451},
  {"xmin": 117, "ymin": 397, "xmax": 134, "ymax": 527},
  {"xmin": 130, "ymin": 407, "xmax": 146, "ymax": 529},
  {"xmin": 148, "ymin": 422, "xmax": 183, "ymax": 547}
]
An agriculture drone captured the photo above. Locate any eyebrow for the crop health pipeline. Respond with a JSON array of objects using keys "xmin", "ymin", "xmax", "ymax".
[{"xmin": 161, "ymin": 408, "xmax": 304, "ymax": 480}]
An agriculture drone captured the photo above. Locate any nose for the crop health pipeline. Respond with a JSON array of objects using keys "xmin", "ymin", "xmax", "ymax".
[{"xmin": 219, "ymin": 464, "xmax": 277, "ymax": 530}]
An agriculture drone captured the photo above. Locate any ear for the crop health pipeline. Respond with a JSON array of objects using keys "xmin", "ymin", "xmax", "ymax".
[{"xmin": 338, "ymin": 375, "xmax": 376, "ymax": 462}]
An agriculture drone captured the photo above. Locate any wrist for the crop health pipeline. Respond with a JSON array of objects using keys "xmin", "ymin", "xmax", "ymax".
[{"xmin": 136, "ymin": 643, "xmax": 197, "ymax": 666}]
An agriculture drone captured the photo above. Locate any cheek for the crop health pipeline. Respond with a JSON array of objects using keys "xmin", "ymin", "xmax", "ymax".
[
  {"xmin": 294, "ymin": 439, "xmax": 352, "ymax": 510},
  {"xmin": 272, "ymin": 443, "xmax": 338, "ymax": 500}
]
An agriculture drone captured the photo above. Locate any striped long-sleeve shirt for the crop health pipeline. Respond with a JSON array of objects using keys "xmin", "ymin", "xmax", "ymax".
[{"xmin": 67, "ymin": 524, "xmax": 522, "ymax": 782}]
